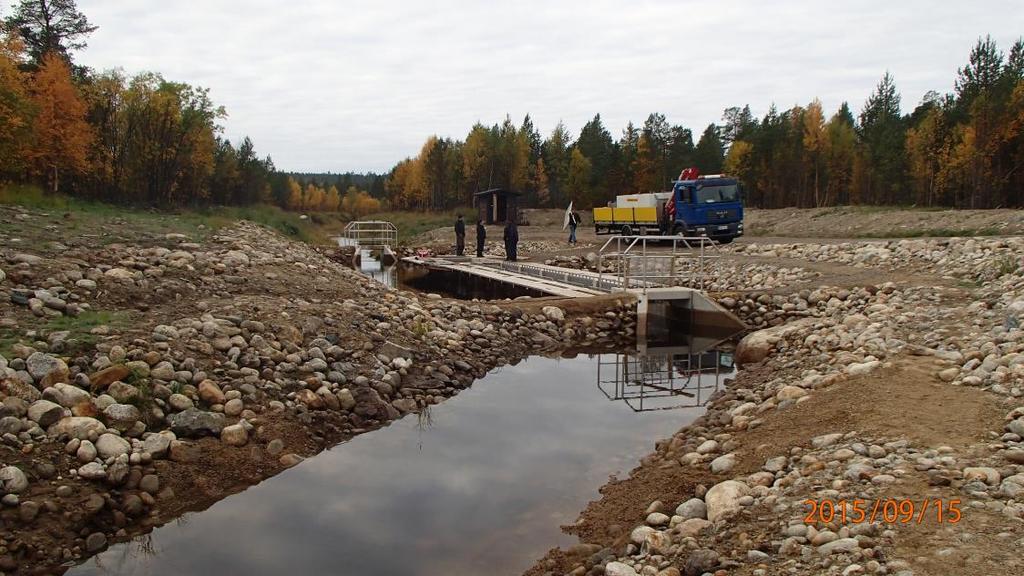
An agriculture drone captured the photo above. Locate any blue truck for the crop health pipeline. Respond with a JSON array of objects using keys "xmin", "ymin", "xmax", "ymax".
[{"xmin": 594, "ymin": 170, "xmax": 744, "ymax": 243}]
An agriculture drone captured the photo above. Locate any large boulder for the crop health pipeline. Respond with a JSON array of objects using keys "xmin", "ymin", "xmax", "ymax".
[
  {"xmin": 47, "ymin": 416, "xmax": 106, "ymax": 440},
  {"xmin": 735, "ymin": 318, "xmax": 817, "ymax": 365},
  {"xmin": 25, "ymin": 352, "xmax": 68, "ymax": 386},
  {"xmin": 167, "ymin": 408, "xmax": 225, "ymax": 437},
  {"xmin": 0, "ymin": 466, "xmax": 29, "ymax": 493},
  {"xmin": 28, "ymin": 399, "xmax": 65, "ymax": 427},
  {"xmin": 43, "ymin": 383, "xmax": 92, "ymax": 408},
  {"xmin": 95, "ymin": 433, "xmax": 131, "ymax": 459},
  {"xmin": 704, "ymin": 480, "xmax": 750, "ymax": 522}
]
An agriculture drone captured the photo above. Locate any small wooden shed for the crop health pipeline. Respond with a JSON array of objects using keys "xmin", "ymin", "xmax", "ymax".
[{"xmin": 474, "ymin": 189, "xmax": 521, "ymax": 224}]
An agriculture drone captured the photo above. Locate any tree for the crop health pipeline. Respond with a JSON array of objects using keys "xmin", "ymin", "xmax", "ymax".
[
  {"xmin": 693, "ymin": 124, "xmax": 724, "ymax": 174},
  {"xmin": 4, "ymin": 0, "xmax": 97, "ymax": 65},
  {"xmin": 566, "ymin": 148, "xmax": 592, "ymax": 205},
  {"xmin": 802, "ymin": 99, "xmax": 827, "ymax": 206},
  {"xmin": 542, "ymin": 121, "xmax": 571, "ymax": 205},
  {"xmin": 0, "ymin": 32, "xmax": 32, "ymax": 176},
  {"xmin": 26, "ymin": 51, "xmax": 92, "ymax": 192},
  {"xmin": 576, "ymin": 114, "xmax": 615, "ymax": 202},
  {"xmin": 824, "ymin": 104, "xmax": 856, "ymax": 205},
  {"xmin": 858, "ymin": 72, "xmax": 906, "ymax": 203},
  {"xmin": 955, "ymin": 35, "xmax": 1004, "ymax": 110}
]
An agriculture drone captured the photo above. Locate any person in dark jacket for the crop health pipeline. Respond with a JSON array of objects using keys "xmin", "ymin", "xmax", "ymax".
[
  {"xmin": 454, "ymin": 214, "xmax": 466, "ymax": 256},
  {"xmin": 503, "ymin": 220, "xmax": 519, "ymax": 261},
  {"xmin": 568, "ymin": 211, "xmax": 580, "ymax": 244},
  {"xmin": 475, "ymin": 219, "xmax": 486, "ymax": 257}
]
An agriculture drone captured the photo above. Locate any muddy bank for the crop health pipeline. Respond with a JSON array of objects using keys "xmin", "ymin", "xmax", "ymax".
[
  {"xmin": 525, "ymin": 236, "xmax": 1024, "ymax": 576},
  {"xmin": 0, "ymin": 206, "xmax": 639, "ymax": 575}
]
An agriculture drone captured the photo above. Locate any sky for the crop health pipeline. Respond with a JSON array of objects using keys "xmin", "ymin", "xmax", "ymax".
[{"xmin": 71, "ymin": 0, "xmax": 1023, "ymax": 173}]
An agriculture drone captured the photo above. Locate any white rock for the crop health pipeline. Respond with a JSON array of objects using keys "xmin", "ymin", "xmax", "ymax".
[
  {"xmin": 710, "ymin": 453, "xmax": 737, "ymax": 474},
  {"xmin": 95, "ymin": 433, "xmax": 131, "ymax": 459},
  {"xmin": 604, "ymin": 562, "xmax": 639, "ymax": 576},
  {"xmin": 705, "ymin": 480, "xmax": 750, "ymax": 521}
]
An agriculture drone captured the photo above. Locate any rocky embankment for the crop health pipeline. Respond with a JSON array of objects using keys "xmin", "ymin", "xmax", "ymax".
[
  {"xmin": 532, "ymin": 237, "xmax": 1024, "ymax": 576},
  {"xmin": 0, "ymin": 206, "xmax": 636, "ymax": 574}
]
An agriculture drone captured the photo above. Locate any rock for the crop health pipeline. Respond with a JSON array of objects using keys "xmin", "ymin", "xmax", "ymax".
[
  {"xmin": 0, "ymin": 466, "xmax": 29, "ymax": 493},
  {"xmin": 776, "ymin": 385, "xmax": 808, "ymax": 401},
  {"xmin": 684, "ymin": 549, "xmax": 719, "ymax": 576},
  {"xmin": 167, "ymin": 408, "xmax": 225, "ymax": 437},
  {"xmin": 811, "ymin": 433, "xmax": 844, "ymax": 448},
  {"xmin": 26, "ymin": 352, "xmax": 69, "ymax": 386},
  {"xmin": 224, "ymin": 398, "xmax": 244, "ymax": 417},
  {"xmin": 938, "ymin": 368, "xmax": 959, "ymax": 382},
  {"xmin": 646, "ymin": 512, "xmax": 670, "ymax": 526},
  {"xmin": 764, "ymin": 456, "xmax": 788, "ymax": 472},
  {"xmin": 47, "ymin": 416, "xmax": 106, "ymax": 439},
  {"xmin": 150, "ymin": 361, "xmax": 175, "ymax": 381},
  {"xmin": 630, "ymin": 525, "xmax": 657, "ymax": 545},
  {"xmin": 676, "ymin": 518, "xmax": 711, "ymax": 538},
  {"xmin": 391, "ymin": 398, "xmax": 417, "ymax": 413},
  {"xmin": 102, "ymin": 403, "xmax": 141, "ymax": 431},
  {"xmin": 1004, "ymin": 450, "xmax": 1024, "ymax": 465},
  {"xmin": 122, "ymin": 494, "xmax": 144, "ymax": 516},
  {"xmin": 143, "ymin": 433, "xmax": 172, "ymax": 458},
  {"xmin": 220, "ymin": 423, "xmax": 248, "ymax": 446},
  {"xmin": 964, "ymin": 467, "xmax": 1001, "ymax": 486},
  {"xmin": 19, "ymin": 500, "xmax": 39, "ymax": 522},
  {"xmin": 605, "ymin": 562, "xmax": 639, "ymax": 576},
  {"xmin": 95, "ymin": 433, "xmax": 131, "ymax": 459},
  {"xmin": 644, "ymin": 530, "xmax": 673, "ymax": 555},
  {"xmin": 85, "ymin": 532, "xmax": 107, "ymax": 553},
  {"xmin": 168, "ymin": 393, "xmax": 194, "ymax": 411},
  {"xmin": 43, "ymin": 383, "xmax": 91, "ymax": 408},
  {"xmin": 279, "ymin": 453, "xmax": 303, "ymax": 468},
  {"xmin": 696, "ymin": 439, "xmax": 719, "ymax": 454},
  {"xmin": 710, "ymin": 453, "xmax": 736, "ymax": 474},
  {"xmin": 1007, "ymin": 418, "xmax": 1024, "ymax": 437},
  {"xmin": 89, "ymin": 365, "xmax": 132, "ymax": 390},
  {"xmin": 140, "ymin": 474, "xmax": 160, "ymax": 494},
  {"xmin": 675, "ymin": 498, "xmax": 707, "ymax": 520},
  {"xmin": 817, "ymin": 538, "xmax": 860, "ymax": 555},
  {"xmin": 197, "ymin": 380, "xmax": 226, "ymax": 405},
  {"xmin": 735, "ymin": 330, "xmax": 775, "ymax": 364},
  {"xmin": 704, "ymin": 480, "xmax": 750, "ymax": 522},
  {"xmin": 847, "ymin": 360, "xmax": 881, "ymax": 376},
  {"xmin": 106, "ymin": 381, "xmax": 139, "ymax": 404},
  {"xmin": 77, "ymin": 462, "xmax": 106, "ymax": 480},
  {"xmin": 28, "ymin": 399, "xmax": 65, "ymax": 427},
  {"xmin": 76, "ymin": 440, "xmax": 97, "ymax": 463},
  {"xmin": 542, "ymin": 306, "xmax": 565, "ymax": 322}
]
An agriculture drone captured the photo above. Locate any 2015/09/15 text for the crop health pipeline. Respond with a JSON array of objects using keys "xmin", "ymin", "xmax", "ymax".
[{"xmin": 803, "ymin": 499, "xmax": 962, "ymax": 525}]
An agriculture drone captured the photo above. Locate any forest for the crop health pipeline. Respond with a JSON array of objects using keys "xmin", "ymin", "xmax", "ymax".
[{"xmin": 1, "ymin": 1, "xmax": 1022, "ymax": 213}]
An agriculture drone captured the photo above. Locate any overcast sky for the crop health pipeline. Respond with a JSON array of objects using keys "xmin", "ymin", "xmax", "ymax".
[{"xmin": 73, "ymin": 0, "xmax": 1021, "ymax": 173}]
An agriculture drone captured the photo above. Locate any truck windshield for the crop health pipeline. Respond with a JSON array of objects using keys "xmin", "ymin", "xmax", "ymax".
[{"xmin": 694, "ymin": 184, "xmax": 739, "ymax": 203}]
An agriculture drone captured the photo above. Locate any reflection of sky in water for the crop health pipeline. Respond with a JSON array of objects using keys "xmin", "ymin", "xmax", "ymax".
[{"xmin": 73, "ymin": 354, "xmax": 717, "ymax": 576}]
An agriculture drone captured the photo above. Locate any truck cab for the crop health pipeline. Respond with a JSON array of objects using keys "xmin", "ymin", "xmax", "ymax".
[{"xmin": 669, "ymin": 175, "xmax": 744, "ymax": 243}]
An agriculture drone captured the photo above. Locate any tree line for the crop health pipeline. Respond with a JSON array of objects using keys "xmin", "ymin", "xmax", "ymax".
[
  {"xmin": 384, "ymin": 36, "xmax": 1024, "ymax": 210},
  {"xmin": 0, "ymin": 0, "xmax": 384, "ymax": 213},
  {"xmin": 2, "ymin": 3, "xmax": 1021, "ymax": 213}
]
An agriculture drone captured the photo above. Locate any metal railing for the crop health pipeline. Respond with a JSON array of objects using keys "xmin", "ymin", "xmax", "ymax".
[
  {"xmin": 596, "ymin": 349, "xmax": 732, "ymax": 412},
  {"xmin": 341, "ymin": 220, "xmax": 398, "ymax": 249},
  {"xmin": 596, "ymin": 235, "xmax": 722, "ymax": 292}
]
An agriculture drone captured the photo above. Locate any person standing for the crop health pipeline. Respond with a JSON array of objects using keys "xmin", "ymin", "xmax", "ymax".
[
  {"xmin": 454, "ymin": 214, "xmax": 466, "ymax": 256},
  {"xmin": 475, "ymin": 219, "xmax": 486, "ymax": 257},
  {"xmin": 503, "ymin": 220, "xmax": 519, "ymax": 261},
  {"xmin": 568, "ymin": 211, "xmax": 580, "ymax": 245}
]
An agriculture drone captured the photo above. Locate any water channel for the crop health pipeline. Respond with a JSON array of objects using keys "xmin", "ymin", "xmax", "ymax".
[{"xmin": 71, "ymin": 342, "xmax": 734, "ymax": 576}]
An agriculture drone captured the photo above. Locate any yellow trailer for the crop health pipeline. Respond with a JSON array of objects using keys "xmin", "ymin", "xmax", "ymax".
[{"xmin": 593, "ymin": 206, "xmax": 661, "ymax": 235}]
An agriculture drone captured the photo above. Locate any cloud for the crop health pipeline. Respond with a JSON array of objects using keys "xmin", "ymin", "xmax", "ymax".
[{"xmin": 76, "ymin": 0, "xmax": 1023, "ymax": 172}]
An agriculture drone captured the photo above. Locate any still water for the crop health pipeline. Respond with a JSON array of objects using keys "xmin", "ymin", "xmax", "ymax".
[{"xmin": 72, "ymin": 347, "xmax": 733, "ymax": 576}]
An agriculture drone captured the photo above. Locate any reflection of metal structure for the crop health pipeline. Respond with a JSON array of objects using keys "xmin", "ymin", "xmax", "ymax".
[{"xmin": 597, "ymin": 345, "xmax": 735, "ymax": 412}]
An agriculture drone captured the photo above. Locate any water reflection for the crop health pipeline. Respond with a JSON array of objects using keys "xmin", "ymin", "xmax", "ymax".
[
  {"xmin": 70, "ymin": 341, "xmax": 734, "ymax": 576},
  {"xmin": 596, "ymin": 348, "xmax": 733, "ymax": 412}
]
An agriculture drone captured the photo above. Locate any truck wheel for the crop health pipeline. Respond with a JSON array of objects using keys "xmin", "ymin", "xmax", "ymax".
[
  {"xmin": 716, "ymin": 237, "xmax": 734, "ymax": 245},
  {"xmin": 672, "ymin": 224, "xmax": 686, "ymax": 237},
  {"xmin": 620, "ymin": 225, "xmax": 633, "ymax": 236}
]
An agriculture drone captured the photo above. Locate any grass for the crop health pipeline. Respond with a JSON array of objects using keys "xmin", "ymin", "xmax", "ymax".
[
  {"xmin": 1, "ymin": 185, "xmax": 324, "ymax": 243},
  {"xmin": 0, "ymin": 310, "xmax": 132, "ymax": 359},
  {"xmin": 855, "ymin": 227, "xmax": 1002, "ymax": 238},
  {"xmin": 343, "ymin": 208, "xmax": 472, "ymax": 245}
]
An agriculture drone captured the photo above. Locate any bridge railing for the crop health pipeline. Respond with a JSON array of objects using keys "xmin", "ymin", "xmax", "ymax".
[
  {"xmin": 596, "ymin": 235, "xmax": 722, "ymax": 292},
  {"xmin": 341, "ymin": 220, "xmax": 398, "ymax": 249}
]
